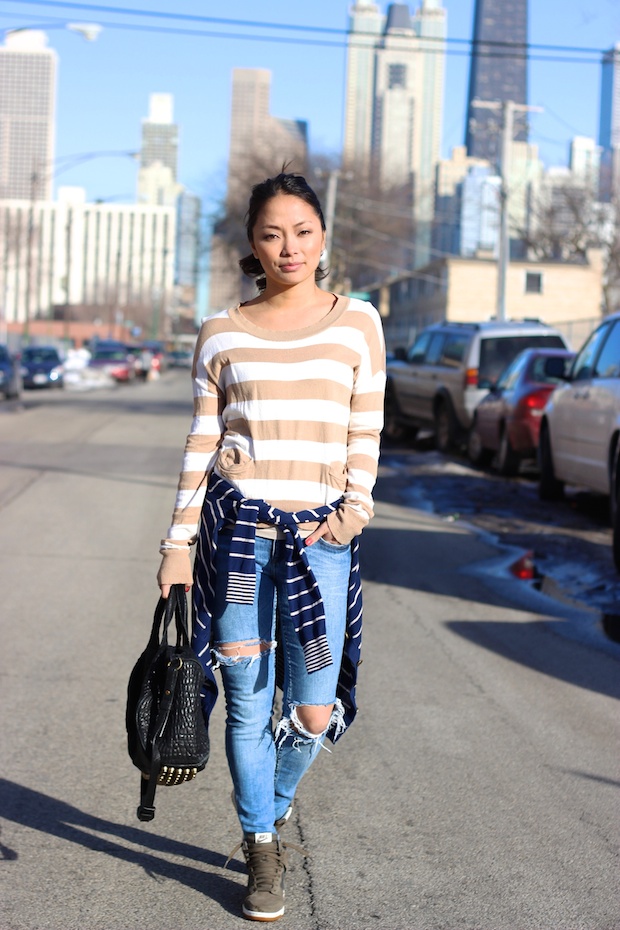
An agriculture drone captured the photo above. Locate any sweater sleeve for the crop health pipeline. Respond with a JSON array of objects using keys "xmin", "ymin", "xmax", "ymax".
[
  {"xmin": 157, "ymin": 324, "xmax": 225, "ymax": 586},
  {"xmin": 326, "ymin": 303, "xmax": 386, "ymax": 543}
]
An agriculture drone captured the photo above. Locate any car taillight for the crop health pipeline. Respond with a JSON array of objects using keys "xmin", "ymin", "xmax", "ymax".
[
  {"xmin": 523, "ymin": 390, "xmax": 551, "ymax": 410},
  {"xmin": 519, "ymin": 389, "xmax": 551, "ymax": 413},
  {"xmin": 464, "ymin": 368, "xmax": 478, "ymax": 387}
]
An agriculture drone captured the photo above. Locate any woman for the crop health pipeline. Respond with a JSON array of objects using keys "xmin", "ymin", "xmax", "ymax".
[{"xmin": 158, "ymin": 171, "xmax": 385, "ymax": 922}]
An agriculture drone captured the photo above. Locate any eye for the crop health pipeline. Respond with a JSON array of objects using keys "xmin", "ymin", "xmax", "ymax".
[{"xmin": 298, "ymin": 229, "xmax": 311, "ymax": 236}]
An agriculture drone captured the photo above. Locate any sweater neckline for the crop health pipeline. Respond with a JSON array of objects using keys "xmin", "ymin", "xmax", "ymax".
[{"xmin": 229, "ymin": 295, "xmax": 351, "ymax": 341}]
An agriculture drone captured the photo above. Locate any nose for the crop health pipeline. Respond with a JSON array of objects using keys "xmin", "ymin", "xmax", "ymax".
[{"xmin": 280, "ymin": 236, "xmax": 297, "ymax": 256}]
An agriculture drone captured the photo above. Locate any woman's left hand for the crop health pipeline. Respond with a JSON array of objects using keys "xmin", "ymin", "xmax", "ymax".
[{"xmin": 306, "ymin": 521, "xmax": 340, "ymax": 546}]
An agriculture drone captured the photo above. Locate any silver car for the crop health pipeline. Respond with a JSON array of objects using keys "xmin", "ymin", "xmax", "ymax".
[{"xmin": 538, "ymin": 311, "xmax": 620, "ymax": 571}]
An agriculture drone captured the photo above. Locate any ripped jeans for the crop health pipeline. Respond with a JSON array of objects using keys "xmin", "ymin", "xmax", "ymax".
[{"xmin": 212, "ymin": 530, "xmax": 350, "ymax": 835}]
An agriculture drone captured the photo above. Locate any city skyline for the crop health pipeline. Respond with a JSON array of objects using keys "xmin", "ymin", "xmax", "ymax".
[{"xmin": 0, "ymin": 1, "xmax": 617, "ymax": 206}]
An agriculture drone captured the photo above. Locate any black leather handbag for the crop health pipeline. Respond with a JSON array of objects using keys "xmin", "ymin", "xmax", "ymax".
[{"xmin": 126, "ymin": 584, "xmax": 210, "ymax": 821}]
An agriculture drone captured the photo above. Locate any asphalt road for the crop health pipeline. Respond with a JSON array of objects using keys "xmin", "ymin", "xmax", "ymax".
[{"xmin": 1, "ymin": 372, "xmax": 618, "ymax": 930}]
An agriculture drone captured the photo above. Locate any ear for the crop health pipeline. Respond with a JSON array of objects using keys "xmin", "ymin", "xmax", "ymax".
[{"xmin": 250, "ymin": 240, "xmax": 258, "ymax": 259}]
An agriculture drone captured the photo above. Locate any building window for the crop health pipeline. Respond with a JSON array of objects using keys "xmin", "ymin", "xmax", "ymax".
[
  {"xmin": 525, "ymin": 271, "xmax": 543, "ymax": 294},
  {"xmin": 388, "ymin": 63, "xmax": 407, "ymax": 89}
]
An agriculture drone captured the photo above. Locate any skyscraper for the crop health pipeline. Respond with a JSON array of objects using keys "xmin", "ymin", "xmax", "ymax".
[
  {"xmin": 343, "ymin": 3, "xmax": 384, "ymax": 178},
  {"xmin": 598, "ymin": 43, "xmax": 620, "ymax": 201},
  {"xmin": 465, "ymin": 0, "xmax": 528, "ymax": 164},
  {"xmin": 343, "ymin": 2, "xmax": 446, "ymax": 268},
  {"xmin": 137, "ymin": 93, "xmax": 180, "ymax": 206},
  {"xmin": 227, "ymin": 69, "xmax": 307, "ymax": 194},
  {"xmin": 208, "ymin": 69, "xmax": 308, "ymax": 311},
  {"xmin": 0, "ymin": 30, "xmax": 57, "ymax": 200}
]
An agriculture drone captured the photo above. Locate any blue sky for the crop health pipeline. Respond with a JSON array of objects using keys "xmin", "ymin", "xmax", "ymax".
[{"xmin": 2, "ymin": 0, "xmax": 619, "ymax": 210}]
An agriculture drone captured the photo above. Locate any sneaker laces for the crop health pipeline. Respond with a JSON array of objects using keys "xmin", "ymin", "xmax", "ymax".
[{"xmin": 224, "ymin": 836, "xmax": 309, "ymax": 870}]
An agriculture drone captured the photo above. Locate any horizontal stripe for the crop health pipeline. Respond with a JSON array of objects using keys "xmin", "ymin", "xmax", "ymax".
[
  {"xmin": 220, "ymin": 358, "xmax": 356, "ymax": 388},
  {"xmin": 226, "ymin": 377, "xmax": 353, "ymax": 406}
]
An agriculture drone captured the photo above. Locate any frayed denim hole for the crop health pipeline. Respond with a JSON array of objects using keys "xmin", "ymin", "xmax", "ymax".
[
  {"xmin": 213, "ymin": 639, "xmax": 276, "ymax": 668},
  {"xmin": 274, "ymin": 699, "xmax": 345, "ymax": 753}
]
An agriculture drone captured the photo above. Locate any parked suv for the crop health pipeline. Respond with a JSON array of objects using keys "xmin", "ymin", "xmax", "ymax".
[
  {"xmin": 385, "ymin": 319, "xmax": 569, "ymax": 451},
  {"xmin": 538, "ymin": 311, "xmax": 620, "ymax": 571}
]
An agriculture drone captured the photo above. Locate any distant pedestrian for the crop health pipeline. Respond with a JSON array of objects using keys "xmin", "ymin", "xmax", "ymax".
[{"xmin": 157, "ymin": 170, "xmax": 385, "ymax": 922}]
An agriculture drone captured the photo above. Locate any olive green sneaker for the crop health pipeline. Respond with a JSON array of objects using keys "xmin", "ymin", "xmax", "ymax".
[{"xmin": 241, "ymin": 833, "xmax": 287, "ymax": 922}]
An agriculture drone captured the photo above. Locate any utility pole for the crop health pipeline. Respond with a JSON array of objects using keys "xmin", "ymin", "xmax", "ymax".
[
  {"xmin": 471, "ymin": 99, "xmax": 542, "ymax": 321},
  {"xmin": 322, "ymin": 168, "xmax": 340, "ymax": 291}
]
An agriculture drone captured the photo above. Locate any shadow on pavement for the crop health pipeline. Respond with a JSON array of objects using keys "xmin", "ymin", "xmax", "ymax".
[
  {"xmin": 445, "ymin": 619, "xmax": 620, "ymax": 702},
  {"xmin": 360, "ymin": 523, "xmax": 620, "ymax": 702},
  {"xmin": 0, "ymin": 778, "xmax": 244, "ymax": 913},
  {"xmin": 360, "ymin": 524, "xmax": 516, "ymax": 609}
]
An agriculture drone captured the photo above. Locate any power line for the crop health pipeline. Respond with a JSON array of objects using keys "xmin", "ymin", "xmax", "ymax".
[{"xmin": 2, "ymin": 0, "xmax": 615, "ymax": 63}]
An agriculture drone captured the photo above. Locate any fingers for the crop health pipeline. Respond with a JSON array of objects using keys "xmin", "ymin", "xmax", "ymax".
[
  {"xmin": 159, "ymin": 583, "xmax": 191, "ymax": 599},
  {"xmin": 306, "ymin": 521, "xmax": 338, "ymax": 546}
]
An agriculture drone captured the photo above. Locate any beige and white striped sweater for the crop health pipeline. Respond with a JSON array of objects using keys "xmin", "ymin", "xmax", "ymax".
[{"xmin": 158, "ymin": 296, "xmax": 386, "ymax": 586}]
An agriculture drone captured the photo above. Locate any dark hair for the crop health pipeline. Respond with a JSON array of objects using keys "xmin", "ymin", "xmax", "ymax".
[{"xmin": 239, "ymin": 172, "xmax": 327, "ymax": 290}]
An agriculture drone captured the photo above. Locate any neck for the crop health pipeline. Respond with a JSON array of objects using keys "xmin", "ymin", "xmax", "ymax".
[{"xmin": 262, "ymin": 278, "xmax": 323, "ymax": 308}]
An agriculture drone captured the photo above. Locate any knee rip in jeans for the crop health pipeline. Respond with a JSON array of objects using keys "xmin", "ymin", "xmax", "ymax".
[
  {"xmin": 213, "ymin": 638, "xmax": 276, "ymax": 668},
  {"xmin": 275, "ymin": 698, "xmax": 346, "ymax": 751}
]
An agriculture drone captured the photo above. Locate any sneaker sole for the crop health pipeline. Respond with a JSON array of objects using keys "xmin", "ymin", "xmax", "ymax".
[{"xmin": 242, "ymin": 901, "xmax": 285, "ymax": 922}]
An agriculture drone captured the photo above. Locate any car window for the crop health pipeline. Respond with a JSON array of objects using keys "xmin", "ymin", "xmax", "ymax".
[
  {"xmin": 94, "ymin": 349, "xmax": 127, "ymax": 361},
  {"xmin": 478, "ymin": 335, "xmax": 566, "ymax": 388},
  {"xmin": 528, "ymin": 354, "xmax": 571, "ymax": 384},
  {"xmin": 0, "ymin": 347, "xmax": 9, "ymax": 362},
  {"xmin": 24, "ymin": 348, "xmax": 60, "ymax": 363},
  {"xmin": 439, "ymin": 334, "xmax": 469, "ymax": 368},
  {"xmin": 571, "ymin": 324, "xmax": 610, "ymax": 382},
  {"xmin": 425, "ymin": 333, "xmax": 446, "ymax": 365},
  {"xmin": 591, "ymin": 320, "xmax": 620, "ymax": 379},
  {"xmin": 407, "ymin": 331, "xmax": 433, "ymax": 364},
  {"xmin": 497, "ymin": 352, "xmax": 528, "ymax": 390}
]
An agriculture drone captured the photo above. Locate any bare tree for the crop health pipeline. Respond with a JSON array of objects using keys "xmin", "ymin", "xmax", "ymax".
[{"xmin": 511, "ymin": 181, "xmax": 619, "ymax": 315}]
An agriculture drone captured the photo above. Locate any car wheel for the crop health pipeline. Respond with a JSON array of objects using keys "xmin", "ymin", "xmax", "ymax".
[
  {"xmin": 539, "ymin": 424, "xmax": 564, "ymax": 501},
  {"xmin": 384, "ymin": 389, "xmax": 410, "ymax": 442},
  {"xmin": 611, "ymin": 444, "xmax": 620, "ymax": 573},
  {"xmin": 467, "ymin": 418, "xmax": 493, "ymax": 466},
  {"xmin": 434, "ymin": 399, "xmax": 456, "ymax": 454},
  {"xmin": 497, "ymin": 428, "xmax": 519, "ymax": 476}
]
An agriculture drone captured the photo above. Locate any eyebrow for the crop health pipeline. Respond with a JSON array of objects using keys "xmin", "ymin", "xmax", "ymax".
[{"xmin": 259, "ymin": 219, "xmax": 316, "ymax": 231}]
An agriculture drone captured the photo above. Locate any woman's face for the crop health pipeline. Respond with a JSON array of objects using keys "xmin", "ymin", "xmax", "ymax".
[{"xmin": 250, "ymin": 193, "xmax": 325, "ymax": 291}]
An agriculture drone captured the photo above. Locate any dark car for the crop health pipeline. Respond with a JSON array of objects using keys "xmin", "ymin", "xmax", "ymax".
[
  {"xmin": 0, "ymin": 344, "xmax": 22, "ymax": 399},
  {"xmin": 88, "ymin": 345, "xmax": 136, "ymax": 383},
  {"xmin": 20, "ymin": 345, "xmax": 64, "ymax": 389},
  {"xmin": 467, "ymin": 347, "xmax": 575, "ymax": 474}
]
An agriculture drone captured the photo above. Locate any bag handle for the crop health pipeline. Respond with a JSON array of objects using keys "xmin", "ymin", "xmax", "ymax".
[{"xmin": 147, "ymin": 584, "xmax": 190, "ymax": 652}]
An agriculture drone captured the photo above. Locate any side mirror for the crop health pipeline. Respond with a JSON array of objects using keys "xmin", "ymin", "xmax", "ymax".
[
  {"xmin": 544, "ymin": 356, "xmax": 570, "ymax": 381},
  {"xmin": 393, "ymin": 346, "xmax": 407, "ymax": 361}
]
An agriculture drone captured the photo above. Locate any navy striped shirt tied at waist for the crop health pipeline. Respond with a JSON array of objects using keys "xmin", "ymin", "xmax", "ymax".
[{"xmin": 191, "ymin": 472, "xmax": 363, "ymax": 742}]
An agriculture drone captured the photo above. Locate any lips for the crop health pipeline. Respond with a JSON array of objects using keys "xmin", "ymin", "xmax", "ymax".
[{"xmin": 279, "ymin": 262, "xmax": 303, "ymax": 272}]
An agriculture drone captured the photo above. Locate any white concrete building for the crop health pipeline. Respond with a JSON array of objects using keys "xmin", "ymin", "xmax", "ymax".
[{"xmin": 0, "ymin": 188, "xmax": 176, "ymax": 325}]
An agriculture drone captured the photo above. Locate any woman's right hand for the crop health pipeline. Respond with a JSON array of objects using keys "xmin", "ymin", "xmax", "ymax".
[{"xmin": 159, "ymin": 583, "xmax": 191, "ymax": 600}]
